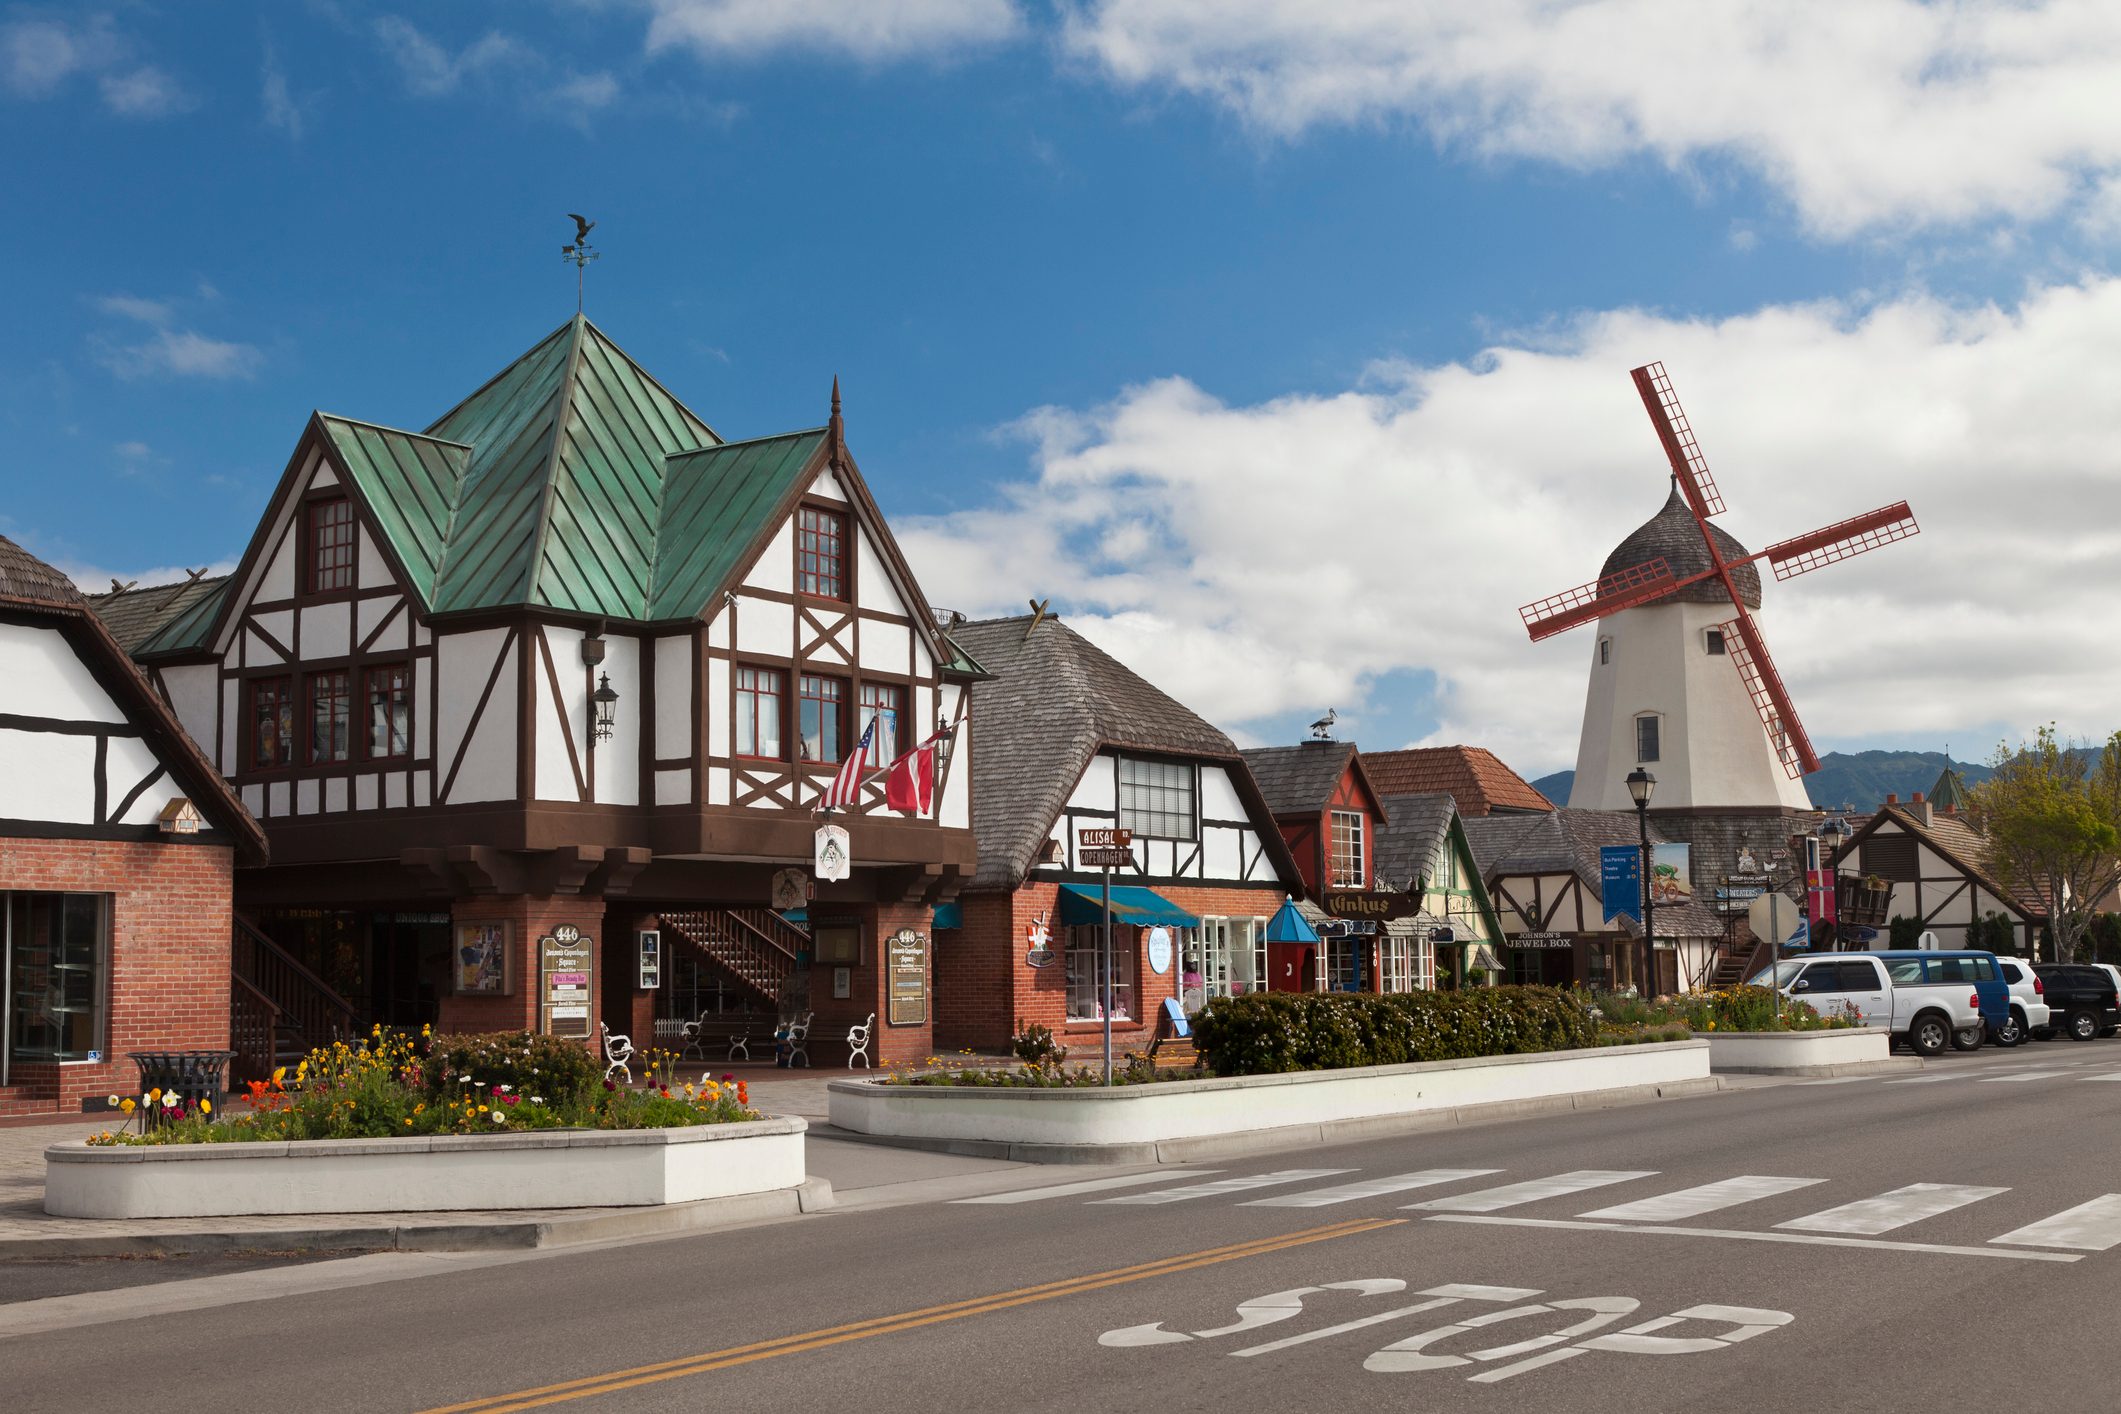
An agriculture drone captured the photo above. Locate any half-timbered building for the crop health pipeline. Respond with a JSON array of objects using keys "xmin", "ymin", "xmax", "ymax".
[
  {"xmin": 931, "ymin": 613, "xmax": 1301, "ymax": 1052},
  {"xmin": 1833, "ymin": 795, "xmax": 2043, "ymax": 956},
  {"xmin": 0, "ymin": 536, "xmax": 265, "ymax": 1115},
  {"xmin": 117, "ymin": 316, "xmax": 978, "ymax": 1069}
]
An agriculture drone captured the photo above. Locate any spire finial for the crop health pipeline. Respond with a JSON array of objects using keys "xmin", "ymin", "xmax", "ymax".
[
  {"xmin": 828, "ymin": 375, "xmax": 844, "ymax": 456},
  {"xmin": 561, "ymin": 213, "xmax": 599, "ymax": 314}
]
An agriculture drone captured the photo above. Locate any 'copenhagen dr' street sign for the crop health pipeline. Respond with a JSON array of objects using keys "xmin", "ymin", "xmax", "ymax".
[{"xmin": 1080, "ymin": 847, "xmax": 1134, "ymax": 868}]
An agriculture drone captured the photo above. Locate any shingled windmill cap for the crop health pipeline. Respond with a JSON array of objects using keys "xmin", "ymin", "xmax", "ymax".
[{"xmin": 1599, "ymin": 482, "xmax": 1761, "ymax": 609}]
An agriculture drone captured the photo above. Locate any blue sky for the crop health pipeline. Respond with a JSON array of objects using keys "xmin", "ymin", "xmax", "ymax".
[{"xmin": 7, "ymin": 3, "xmax": 2121, "ymax": 777}]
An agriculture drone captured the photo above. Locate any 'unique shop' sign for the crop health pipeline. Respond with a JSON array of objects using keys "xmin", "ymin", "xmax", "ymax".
[{"xmin": 886, "ymin": 928, "xmax": 928, "ymax": 1027}]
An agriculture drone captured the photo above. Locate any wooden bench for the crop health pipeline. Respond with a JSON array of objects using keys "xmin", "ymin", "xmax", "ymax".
[
  {"xmin": 1144, "ymin": 998, "xmax": 1201, "ymax": 1070},
  {"xmin": 681, "ymin": 1012, "xmax": 778, "ymax": 1062}
]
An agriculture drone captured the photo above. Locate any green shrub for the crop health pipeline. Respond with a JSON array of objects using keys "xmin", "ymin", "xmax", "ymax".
[
  {"xmin": 420, "ymin": 1030, "xmax": 603, "ymax": 1108},
  {"xmin": 1189, "ymin": 987, "xmax": 1598, "ymax": 1077}
]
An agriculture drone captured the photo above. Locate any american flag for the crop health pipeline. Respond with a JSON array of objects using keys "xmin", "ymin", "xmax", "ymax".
[{"xmin": 819, "ymin": 714, "xmax": 878, "ymax": 812}]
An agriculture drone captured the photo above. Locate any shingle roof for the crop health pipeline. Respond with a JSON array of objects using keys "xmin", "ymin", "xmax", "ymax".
[
  {"xmin": 951, "ymin": 614, "xmax": 1297, "ymax": 893},
  {"xmin": 1239, "ymin": 742, "xmax": 1358, "ymax": 817},
  {"xmin": 1376, "ymin": 792, "xmax": 1458, "ymax": 892},
  {"xmin": 1463, "ymin": 807, "xmax": 1725, "ymax": 940},
  {"xmin": 1861, "ymin": 803, "xmax": 2047, "ymax": 920},
  {"xmin": 87, "ymin": 573, "xmax": 230, "ymax": 653},
  {"xmin": 0, "ymin": 536, "xmax": 264, "ymax": 863},
  {"xmin": 1601, "ymin": 483, "xmax": 1761, "ymax": 609},
  {"xmin": 1361, "ymin": 746, "xmax": 1554, "ymax": 816}
]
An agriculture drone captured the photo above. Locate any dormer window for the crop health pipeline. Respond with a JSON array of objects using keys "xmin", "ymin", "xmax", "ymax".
[
  {"xmin": 797, "ymin": 507, "xmax": 847, "ymax": 600},
  {"xmin": 1329, "ymin": 809, "xmax": 1366, "ymax": 889},
  {"xmin": 306, "ymin": 498, "xmax": 356, "ymax": 594}
]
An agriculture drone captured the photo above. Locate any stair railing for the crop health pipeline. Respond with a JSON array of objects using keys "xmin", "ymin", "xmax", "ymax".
[{"xmin": 231, "ymin": 917, "xmax": 358, "ymax": 1060}]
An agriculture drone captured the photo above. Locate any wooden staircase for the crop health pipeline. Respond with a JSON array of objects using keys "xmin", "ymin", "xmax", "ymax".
[
  {"xmin": 659, "ymin": 908, "xmax": 809, "ymax": 1009},
  {"xmin": 230, "ymin": 917, "xmax": 358, "ymax": 1085}
]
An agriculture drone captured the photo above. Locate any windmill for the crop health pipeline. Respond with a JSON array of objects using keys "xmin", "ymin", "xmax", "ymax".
[{"xmin": 1518, "ymin": 362, "xmax": 1919, "ymax": 780}]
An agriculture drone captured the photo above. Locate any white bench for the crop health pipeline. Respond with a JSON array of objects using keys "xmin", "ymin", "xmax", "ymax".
[{"xmin": 846, "ymin": 1012, "xmax": 875, "ymax": 1069}]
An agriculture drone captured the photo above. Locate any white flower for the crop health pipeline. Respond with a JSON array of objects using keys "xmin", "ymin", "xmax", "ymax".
[
  {"xmin": 490, "ymin": 1111, "xmax": 506, "ymax": 1124},
  {"xmin": 495, "ymin": 1083, "xmax": 511, "ymax": 1092},
  {"xmin": 528, "ymin": 1096, "xmax": 544, "ymax": 1104},
  {"xmin": 163, "ymin": 1093, "xmax": 182, "ymax": 1109},
  {"xmin": 106, "ymin": 1094, "xmax": 120, "ymax": 1106}
]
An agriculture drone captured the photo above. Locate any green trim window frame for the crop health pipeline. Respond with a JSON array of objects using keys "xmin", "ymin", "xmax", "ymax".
[
  {"xmin": 1117, "ymin": 756, "xmax": 1197, "ymax": 841},
  {"xmin": 734, "ymin": 666, "xmax": 786, "ymax": 760},
  {"xmin": 308, "ymin": 669, "xmax": 352, "ymax": 765},
  {"xmin": 5, "ymin": 892, "xmax": 111, "ymax": 1065},
  {"xmin": 306, "ymin": 497, "xmax": 357, "ymax": 595},
  {"xmin": 250, "ymin": 675, "xmax": 294, "ymax": 769},
  {"xmin": 798, "ymin": 673, "xmax": 846, "ymax": 765}
]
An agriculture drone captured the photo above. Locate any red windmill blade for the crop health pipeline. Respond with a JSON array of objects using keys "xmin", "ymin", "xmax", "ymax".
[{"xmin": 1519, "ymin": 362, "xmax": 1921, "ymax": 781}]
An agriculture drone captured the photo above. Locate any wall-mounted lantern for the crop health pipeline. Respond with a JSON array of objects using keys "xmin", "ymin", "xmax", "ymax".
[{"xmin": 592, "ymin": 672, "xmax": 619, "ymax": 742}]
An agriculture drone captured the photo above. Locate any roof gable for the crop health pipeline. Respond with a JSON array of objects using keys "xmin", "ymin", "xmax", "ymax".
[
  {"xmin": 316, "ymin": 415, "xmax": 470, "ymax": 603},
  {"xmin": 1362, "ymin": 745, "xmax": 1554, "ymax": 816},
  {"xmin": 1239, "ymin": 742, "xmax": 1360, "ymax": 818},
  {"xmin": 649, "ymin": 430, "xmax": 827, "ymax": 619}
]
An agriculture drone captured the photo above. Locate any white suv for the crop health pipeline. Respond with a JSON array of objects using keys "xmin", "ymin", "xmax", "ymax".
[{"xmin": 1991, "ymin": 958, "xmax": 2051, "ymax": 1047}]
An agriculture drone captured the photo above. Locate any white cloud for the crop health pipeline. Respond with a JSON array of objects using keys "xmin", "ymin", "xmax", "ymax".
[
  {"xmin": 91, "ymin": 293, "xmax": 261, "ymax": 381},
  {"xmin": 262, "ymin": 45, "xmax": 305, "ymax": 139},
  {"xmin": 50, "ymin": 556, "xmax": 241, "ymax": 596},
  {"xmin": 643, "ymin": 0, "xmax": 1023, "ymax": 62},
  {"xmin": 373, "ymin": 16, "xmax": 536, "ymax": 96},
  {"xmin": 901, "ymin": 277, "xmax": 2121, "ymax": 777},
  {"xmin": 97, "ymin": 64, "xmax": 190, "ymax": 117},
  {"xmin": 556, "ymin": 70, "xmax": 621, "ymax": 111},
  {"xmin": 1062, "ymin": 0, "xmax": 2121, "ymax": 236}
]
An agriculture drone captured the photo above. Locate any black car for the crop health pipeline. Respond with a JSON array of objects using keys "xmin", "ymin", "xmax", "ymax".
[{"xmin": 2030, "ymin": 965, "xmax": 2121, "ymax": 1042}]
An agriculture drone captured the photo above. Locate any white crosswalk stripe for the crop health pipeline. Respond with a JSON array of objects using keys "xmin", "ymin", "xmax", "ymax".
[
  {"xmin": 1991, "ymin": 1195, "xmax": 2121, "ymax": 1251},
  {"xmin": 2080, "ymin": 1072, "xmax": 2121, "ymax": 1082},
  {"xmin": 1579, "ymin": 1175, "xmax": 1824, "ymax": 1222},
  {"xmin": 1091, "ymin": 1168, "xmax": 1355, "ymax": 1205},
  {"xmin": 1409, "ymin": 1170, "xmax": 1656, "ymax": 1213},
  {"xmin": 1776, "ymin": 1183, "xmax": 2007, "ymax": 1235},
  {"xmin": 953, "ymin": 1169, "xmax": 1222, "ymax": 1204},
  {"xmin": 1883, "ymin": 1073, "xmax": 1969, "ymax": 1085},
  {"xmin": 1978, "ymin": 1070, "xmax": 2070, "ymax": 1083},
  {"xmin": 1241, "ymin": 1169, "xmax": 1503, "ymax": 1208}
]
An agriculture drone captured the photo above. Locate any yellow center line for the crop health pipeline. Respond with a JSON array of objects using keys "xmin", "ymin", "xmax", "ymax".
[{"xmin": 421, "ymin": 1216, "xmax": 1405, "ymax": 1414}]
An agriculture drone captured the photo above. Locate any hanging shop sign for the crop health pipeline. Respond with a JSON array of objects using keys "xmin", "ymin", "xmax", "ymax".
[
  {"xmin": 1024, "ymin": 910, "xmax": 1056, "ymax": 968},
  {"xmin": 1145, "ymin": 926, "xmax": 1173, "ymax": 976},
  {"xmin": 814, "ymin": 825, "xmax": 851, "ymax": 882},
  {"xmin": 637, "ymin": 930, "xmax": 661, "ymax": 990},
  {"xmin": 1319, "ymin": 890, "xmax": 1424, "ymax": 921},
  {"xmin": 540, "ymin": 929, "xmax": 594, "ymax": 1039},
  {"xmin": 1601, "ymin": 846, "xmax": 1642, "ymax": 924},
  {"xmin": 772, "ymin": 867, "xmax": 813, "ymax": 912},
  {"xmin": 886, "ymin": 928, "xmax": 929, "ymax": 1026}
]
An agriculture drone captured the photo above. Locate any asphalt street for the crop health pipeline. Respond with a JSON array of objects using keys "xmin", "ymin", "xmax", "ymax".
[{"xmin": 8, "ymin": 1041, "xmax": 2121, "ymax": 1413}]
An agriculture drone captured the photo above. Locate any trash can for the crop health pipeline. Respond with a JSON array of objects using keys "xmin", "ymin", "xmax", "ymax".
[{"xmin": 127, "ymin": 1050, "xmax": 234, "ymax": 1128}]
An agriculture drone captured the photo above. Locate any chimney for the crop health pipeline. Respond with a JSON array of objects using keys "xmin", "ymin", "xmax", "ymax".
[
  {"xmin": 1885, "ymin": 793, "xmax": 1898, "ymax": 805},
  {"xmin": 1911, "ymin": 793, "xmax": 1933, "ymax": 826}
]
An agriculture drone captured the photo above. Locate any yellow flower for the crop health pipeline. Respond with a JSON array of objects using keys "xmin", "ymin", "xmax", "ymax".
[
  {"xmin": 148, "ymin": 1087, "xmax": 162, "ymax": 1102},
  {"xmin": 200, "ymin": 1099, "xmax": 211, "ymax": 1114},
  {"xmin": 272, "ymin": 1066, "xmax": 286, "ymax": 1084}
]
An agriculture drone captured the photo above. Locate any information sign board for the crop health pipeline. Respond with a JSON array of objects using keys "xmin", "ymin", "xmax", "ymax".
[{"xmin": 886, "ymin": 928, "xmax": 928, "ymax": 1027}]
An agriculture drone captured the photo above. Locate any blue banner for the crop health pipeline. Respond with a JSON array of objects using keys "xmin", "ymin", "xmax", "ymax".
[{"xmin": 1601, "ymin": 845, "xmax": 1642, "ymax": 923}]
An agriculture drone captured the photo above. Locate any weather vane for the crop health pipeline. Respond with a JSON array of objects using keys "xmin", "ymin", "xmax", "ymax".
[{"xmin": 561, "ymin": 213, "xmax": 599, "ymax": 313}]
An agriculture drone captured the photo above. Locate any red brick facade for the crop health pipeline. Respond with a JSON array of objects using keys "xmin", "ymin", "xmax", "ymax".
[
  {"xmin": 935, "ymin": 881, "xmax": 1287, "ymax": 1055},
  {"xmin": 0, "ymin": 836, "xmax": 235, "ymax": 1117}
]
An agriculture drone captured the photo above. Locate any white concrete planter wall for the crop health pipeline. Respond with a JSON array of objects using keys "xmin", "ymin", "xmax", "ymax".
[
  {"xmin": 829, "ymin": 1043, "xmax": 1708, "ymax": 1157},
  {"xmin": 1703, "ymin": 1029, "xmax": 1892, "ymax": 1075},
  {"xmin": 45, "ymin": 1117, "xmax": 806, "ymax": 1219}
]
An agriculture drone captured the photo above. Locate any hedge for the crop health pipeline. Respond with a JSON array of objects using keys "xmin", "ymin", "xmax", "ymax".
[{"xmin": 1189, "ymin": 987, "xmax": 1599, "ymax": 1076}]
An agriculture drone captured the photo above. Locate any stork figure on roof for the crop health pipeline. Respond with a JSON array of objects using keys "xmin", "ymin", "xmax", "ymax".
[{"xmin": 1522, "ymin": 362, "xmax": 1920, "ymax": 812}]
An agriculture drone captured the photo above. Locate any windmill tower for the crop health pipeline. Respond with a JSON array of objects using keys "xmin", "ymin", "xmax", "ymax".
[{"xmin": 1520, "ymin": 363, "xmax": 1921, "ymax": 812}]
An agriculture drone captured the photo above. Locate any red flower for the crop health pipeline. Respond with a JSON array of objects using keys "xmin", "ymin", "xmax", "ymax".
[{"xmin": 602, "ymin": 1079, "xmax": 616, "ymax": 1091}]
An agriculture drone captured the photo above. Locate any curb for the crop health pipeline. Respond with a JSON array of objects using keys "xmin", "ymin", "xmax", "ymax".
[
  {"xmin": 817, "ymin": 1076, "xmax": 1731, "ymax": 1166},
  {"xmin": 1712, "ymin": 1056, "xmax": 1922, "ymax": 1078},
  {"xmin": 0, "ymin": 1178, "xmax": 834, "ymax": 1260}
]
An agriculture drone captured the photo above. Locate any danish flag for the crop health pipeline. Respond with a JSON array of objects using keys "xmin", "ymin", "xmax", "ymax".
[{"xmin": 886, "ymin": 726, "xmax": 952, "ymax": 816}]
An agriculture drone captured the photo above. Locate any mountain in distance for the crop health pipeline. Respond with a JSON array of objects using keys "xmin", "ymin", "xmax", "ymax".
[{"xmin": 1530, "ymin": 750, "xmax": 1994, "ymax": 814}]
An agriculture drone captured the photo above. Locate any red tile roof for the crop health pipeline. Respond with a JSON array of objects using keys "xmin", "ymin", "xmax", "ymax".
[{"xmin": 1359, "ymin": 746, "xmax": 1555, "ymax": 817}]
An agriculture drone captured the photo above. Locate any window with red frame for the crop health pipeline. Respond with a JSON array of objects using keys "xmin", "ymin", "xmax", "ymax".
[
  {"xmin": 364, "ymin": 663, "xmax": 412, "ymax": 760},
  {"xmin": 797, "ymin": 674, "xmax": 845, "ymax": 763},
  {"xmin": 250, "ymin": 677, "xmax": 293, "ymax": 769},
  {"xmin": 309, "ymin": 670, "xmax": 352, "ymax": 764},
  {"xmin": 735, "ymin": 667, "xmax": 785, "ymax": 758},
  {"xmin": 307, "ymin": 498, "xmax": 356, "ymax": 594},
  {"xmin": 1329, "ymin": 809, "xmax": 1367, "ymax": 890},
  {"xmin": 857, "ymin": 682, "xmax": 904, "ymax": 766},
  {"xmin": 796, "ymin": 507, "xmax": 847, "ymax": 600}
]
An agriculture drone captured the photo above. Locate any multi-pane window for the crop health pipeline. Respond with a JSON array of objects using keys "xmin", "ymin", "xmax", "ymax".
[
  {"xmin": 735, "ymin": 667, "xmax": 785, "ymax": 758},
  {"xmin": 1381, "ymin": 933, "xmax": 1413, "ymax": 993},
  {"xmin": 796, "ymin": 507, "xmax": 847, "ymax": 600},
  {"xmin": 1064, "ymin": 926, "xmax": 1135, "ymax": 1022},
  {"xmin": 1118, "ymin": 757, "xmax": 1196, "ymax": 840},
  {"xmin": 1324, "ymin": 934, "xmax": 1365, "ymax": 992},
  {"xmin": 858, "ymin": 683, "xmax": 904, "ymax": 766},
  {"xmin": 307, "ymin": 498, "xmax": 356, "ymax": 594},
  {"xmin": 364, "ymin": 663, "xmax": 412, "ymax": 760},
  {"xmin": 1329, "ymin": 809, "xmax": 1366, "ymax": 889},
  {"xmin": 1635, "ymin": 714, "xmax": 1661, "ymax": 763},
  {"xmin": 1185, "ymin": 917, "xmax": 1266, "ymax": 1006},
  {"xmin": 251, "ymin": 677, "xmax": 293, "ymax": 768},
  {"xmin": 798, "ymin": 674, "xmax": 845, "ymax": 763},
  {"xmin": 6, "ymin": 892, "xmax": 108, "ymax": 1061},
  {"xmin": 309, "ymin": 670, "xmax": 352, "ymax": 764}
]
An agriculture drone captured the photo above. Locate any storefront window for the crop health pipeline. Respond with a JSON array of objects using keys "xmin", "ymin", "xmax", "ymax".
[
  {"xmin": 1189, "ymin": 917, "xmax": 1265, "ymax": 1002},
  {"xmin": 1065, "ymin": 926, "xmax": 1134, "ymax": 1022},
  {"xmin": 1381, "ymin": 933, "xmax": 1412, "ymax": 993},
  {"xmin": 6, "ymin": 893, "xmax": 109, "ymax": 1062}
]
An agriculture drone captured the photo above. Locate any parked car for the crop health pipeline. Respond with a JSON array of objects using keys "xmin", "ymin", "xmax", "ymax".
[
  {"xmin": 1991, "ymin": 958, "xmax": 2052, "ymax": 1047},
  {"xmin": 2029, "ymin": 964, "xmax": 2121, "ymax": 1042},
  {"xmin": 2086, "ymin": 964, "xmax": 2121, "ymax": 1034},
  {"xmin": 1750, "ymin": 951, "xmax": 2007, "ymax": 1058}
]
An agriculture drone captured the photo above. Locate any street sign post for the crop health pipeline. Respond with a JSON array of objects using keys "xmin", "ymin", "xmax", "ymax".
[{"xmin": 1078, "ymin": 827, "xmax": 1133, "ymax": 1084}]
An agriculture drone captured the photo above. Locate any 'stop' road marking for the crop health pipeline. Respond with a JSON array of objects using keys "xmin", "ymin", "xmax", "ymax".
[
  {"xmin": 1990, "ymin": 1195, "xmax": 2121, "ymax": 1251},
  {"xmin": 1579, "ymin": 1175, "xmax": 1824, "ymax": 1223},
  {"xmin": 953, "ymin": 1170, "xmax": 1222, "ymax": 1204},
  {"xmin": 1775, "ymin": 1183, "xmax": 2007, "ymax": 1235},
  {"xmin": 1409, "ymin": 1171, "xmax": 1657, "ymax": 1214},
  {"xmin": 1094, "ymin": 1169, "xmax": 1356, "ymax": 1205},
  {"xmin": 1242, "ymin": 1169, "xmax": 1503, "ymax": 1208}
]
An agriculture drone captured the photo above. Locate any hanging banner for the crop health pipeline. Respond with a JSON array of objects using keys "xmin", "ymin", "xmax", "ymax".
[
  {"xmin": 1601, "ymin": 846, "xmax": 1642, "ymax": 923},
  {"xmin": 1650, "ymin": 843, "xmax": 1692, "ymax": 904},
  {"xmin": 814, "ymin": 824, "xmax": 851, "ymax": 882}
]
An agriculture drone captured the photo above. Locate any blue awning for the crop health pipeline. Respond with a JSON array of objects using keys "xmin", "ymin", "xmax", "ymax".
[
  {"xmin": 1264, "ymin": 898, "xmax": 1320, "ymax": 944},
  {"xmin": 932, "ymin": 901, "xmax": 963, "ymax": 930},
  {"xmin": 1056, "ymin": 884, "xmax": 1200, "ymax": 929}
]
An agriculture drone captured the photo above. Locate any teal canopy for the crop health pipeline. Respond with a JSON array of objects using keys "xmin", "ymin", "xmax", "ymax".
[
  {"xmin": 932, "ymin": 901, "xmax": 963, "ymax": 930},
  {"xmin": 1264, "ymin": 899, "xmax": 1320, "ymax": 944},
  {"xmin": 1056, "ymin": 884, "xmax": 1200, "ymax": 929}
]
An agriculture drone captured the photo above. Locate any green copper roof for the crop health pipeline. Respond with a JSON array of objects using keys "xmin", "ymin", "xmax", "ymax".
[
  {"xmin": 137, "ymin": 578, "xmax": 227, "ymax": 654},
  {"xmin": 648, "ymin": 429, "xmax": 827, "ymax": 620},
  {"xmin": 316, "ymin": 415, "xmax": 470, "ymax": 603}
]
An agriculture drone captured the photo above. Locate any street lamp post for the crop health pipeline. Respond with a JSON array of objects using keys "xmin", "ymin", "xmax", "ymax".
[{"xmin": 1626, "ymin": 768, "xmax": 1657, "ymax": 995}]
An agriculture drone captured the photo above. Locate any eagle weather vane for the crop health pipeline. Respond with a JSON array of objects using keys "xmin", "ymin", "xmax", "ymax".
[{"xmin": 561, "ymin": 213, "xmax": 599, "ymax": 312}]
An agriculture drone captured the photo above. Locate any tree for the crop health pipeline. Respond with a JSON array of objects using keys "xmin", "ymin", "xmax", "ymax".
[
  {"xmin": 1887, "ymin": 915, "xmax": 1924, "ymax": 949},
  {"xmin": 1969, "ymin": 726, "xmax": 2121, "ymax": 963}
]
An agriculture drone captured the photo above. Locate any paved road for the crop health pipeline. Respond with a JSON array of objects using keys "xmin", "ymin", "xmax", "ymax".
[{"xmin": 9, "ymin": 1041, "xmax": 2121, "ymax": 1413}]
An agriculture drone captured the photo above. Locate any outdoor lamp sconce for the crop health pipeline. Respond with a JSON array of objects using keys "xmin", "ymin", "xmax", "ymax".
[
  {"xmin": 1625, "ymin": 767, "xmax": 1656, "ymax": 808},
  {"xmin": 592, "ymin": 672, "xmax": 619, "ymax": 742}
]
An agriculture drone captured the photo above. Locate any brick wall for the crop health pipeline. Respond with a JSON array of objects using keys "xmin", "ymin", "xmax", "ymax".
[
  {"xmin": 442, "ymin": 895, "xmax": 609, "ymax": 1041},
  {"xmin": 0, "ymin": 835, "xmax": 235, "ymax": 1116}
]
